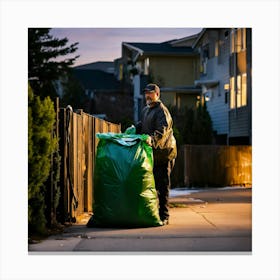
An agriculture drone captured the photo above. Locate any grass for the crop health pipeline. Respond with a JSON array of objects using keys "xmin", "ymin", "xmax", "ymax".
[{"xmin": 169, "ymin": 202, "xmax": 189, "ymax": 208}]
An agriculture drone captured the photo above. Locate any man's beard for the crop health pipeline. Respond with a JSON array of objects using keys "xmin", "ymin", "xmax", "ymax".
[
  {"xmin": 146, "ymin": 97, "xmax": 153, "ymax": 106},
  {"xmin": 146, "ymin": 99, "xmax": 152, "ymax": 105}
]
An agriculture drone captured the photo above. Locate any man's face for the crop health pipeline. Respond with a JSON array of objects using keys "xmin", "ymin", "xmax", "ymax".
[{"xmin": 145, "ymin": 90, "xmax": 159, "ymax": 105}]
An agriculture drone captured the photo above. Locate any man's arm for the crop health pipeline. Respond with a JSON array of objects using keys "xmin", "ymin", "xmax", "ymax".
[{"xmin": 150, "ymin": 108, "xmax": 171, "ymax": 149}]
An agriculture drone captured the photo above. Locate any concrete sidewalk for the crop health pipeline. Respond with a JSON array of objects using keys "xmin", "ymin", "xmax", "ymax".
[{"xmin": 28, "ymin": 187, "xmax": 252, "ymax": 253}]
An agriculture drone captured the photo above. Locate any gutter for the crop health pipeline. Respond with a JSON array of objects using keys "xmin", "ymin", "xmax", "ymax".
[
  {"xmin": 194, "ymin": 79, "xmax": 219, "ymax": 88},
  {"xmin": 161, "ymin": 86, "xmax": 201, "ymax": 93}
]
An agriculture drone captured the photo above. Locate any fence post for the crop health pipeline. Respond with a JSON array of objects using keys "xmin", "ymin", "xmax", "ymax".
[{"xmin": 183, "ymin": 145, "xmax": 189, "ymax": 187}]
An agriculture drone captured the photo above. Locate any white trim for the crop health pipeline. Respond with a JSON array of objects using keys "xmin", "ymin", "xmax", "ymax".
[
  {"xmin": 192, "ymin": 28, "xmax": 206, "ymax": 48},
  {"xmin": 122, "ymin": 42, "xmax": 144, "ymax": 56}
]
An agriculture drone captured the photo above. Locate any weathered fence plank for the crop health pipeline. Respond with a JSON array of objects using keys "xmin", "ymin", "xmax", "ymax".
[{"xmin": 57, "ymin": 108, "xmax": 121, "ymax": 223}]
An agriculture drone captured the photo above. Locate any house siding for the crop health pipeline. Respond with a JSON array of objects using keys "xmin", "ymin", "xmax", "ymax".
[
  {"xmin": 229, "ymin": 107, "xmax": 250, "ymax": 137},
  {"xmin": 196, "ymin": 29, "xmax": 231, "ymax": 136},
  {"xmin": 160, "ymin": 91, "xmax": 197, "ymax": 109},
  {"xmin": 149, "ymin": 56, "xmax": 199, "ymax": 87},
  {"xmin": 228, "ymin": 28, "xmax": 252, "ymax": 144},
  {"xmin": 160, "ymin": 91, "xmax": 176, "ymax": 107},
  {"xmin": 204, "ymin": 57, "xmax": 230, "ymax": 135}
]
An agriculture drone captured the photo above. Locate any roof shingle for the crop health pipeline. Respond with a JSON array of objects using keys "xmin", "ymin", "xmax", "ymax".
[{"xmin": 123, "ymin": 42, "xmax": 195, "ymax": 55}]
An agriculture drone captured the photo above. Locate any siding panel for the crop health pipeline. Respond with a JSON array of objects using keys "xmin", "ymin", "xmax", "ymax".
[
  {"xmin": 229, "ymin": 107, "xmax": 250, "ymax": 137},
  {"xmin": 201, "ymin": 29, "xmax": 231, "ymax": 135}
]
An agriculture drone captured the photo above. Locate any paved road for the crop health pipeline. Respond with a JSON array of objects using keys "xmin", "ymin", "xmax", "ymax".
[{"xmin": 29, "ymin": 187, "xmax": 252, "ymax": 253}]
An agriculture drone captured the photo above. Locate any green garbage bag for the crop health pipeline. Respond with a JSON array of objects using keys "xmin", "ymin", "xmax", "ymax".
[{"xmin": 87, "ymin": 132, "xmax": 162, "ymax": 227}]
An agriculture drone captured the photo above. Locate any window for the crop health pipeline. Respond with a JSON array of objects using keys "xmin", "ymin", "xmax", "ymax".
[
  {"xmin": 236, "ymin": 28, "xmax": 246, "ymax": 52},
  {"xmin": 201, "ymin": 44, "xmax": 209, "ymax": 74},
  {"xmin": 217, "ymin": 39, "xmax": 225, "ymax": 64},
  {"xmin": 230, "ymin": 77, "xmax": 235, "ymax": 108},
  {"xmin": 231, "ymin": 28, "xmax": 246, "ymax": 53},
  {"xmin": 230, "ymin": 73, "xmax": 247, "ymax": 109},
  {"xmin": 215, "ymin": 41, "xmax": 219, "ymax": 57},
  {"xmin": 119, "ymin": 64, "xmax": 123, "ymax": 80},
  {"xmin": 218, "ymin": 29, "xmax": 229, "ymax": 64},
  {"xmin": 237, "ymin": 75, "xmax": 242, "ymax": 107},
  {"xmin": 144, "ymin": 58, "xmax": 149, "ymax": 75},
  {"xmin": 224, "ymin": 83, "xmax": 229, "ymax": 104},
  {"xmin": 225, "ymin": 91, "xmax": 229, "ymax": 104},
  {"xmin": 241, "ymin": 73, "xmax": 247, "ymax": 105}
]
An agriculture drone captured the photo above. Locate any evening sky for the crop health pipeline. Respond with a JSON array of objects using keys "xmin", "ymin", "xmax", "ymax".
[{"xmin": 50, "ymin": 28, "xmax": 203, "ymax": 66}]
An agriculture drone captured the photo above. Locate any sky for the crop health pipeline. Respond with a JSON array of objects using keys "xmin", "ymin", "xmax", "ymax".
[{"xmin": 50, "ymin": 28, "xmax": 203, "ymax": 67}]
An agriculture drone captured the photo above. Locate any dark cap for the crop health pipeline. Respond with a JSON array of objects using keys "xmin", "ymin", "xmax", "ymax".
[{"xmin": 143, "ymin": 83, "xmax": 160, "ymax": 94}]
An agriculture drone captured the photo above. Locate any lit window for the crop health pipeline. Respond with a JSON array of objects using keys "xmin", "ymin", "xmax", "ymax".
[
  {"xmin": 230, "ymin": 73, "xmax": 247, "ymax": 109},
  {"xmin": 230, "ymin": 29, "xmax": 235, "ymax": 54},
  {"xmin": 237, "ymin": 75, "xmax": 242, "ymax": 107},
  {"xmin": 119, "ymin": 64, "xmax": 123, "ymax": 80},
  {"xmin": 241, "ymin": 73, "xmax": 247, "ymax": 106},
  {"xmin": 231, "ymin": 28, "xmax": 246, "ymax": 53},
  {"xmin": 242, "ymin": 28, "xmax": 246, "ymax": 50},
  {"xmin": 215, "ymin": 41, "xmax": 219, "ymax": 57},
  {"xmin": 144, "ymin": 58, "xmax": 149, "ymax": 75},
  {"xmin": 230, "ymin": 77, "xmax": 235, "ymax": 108}
]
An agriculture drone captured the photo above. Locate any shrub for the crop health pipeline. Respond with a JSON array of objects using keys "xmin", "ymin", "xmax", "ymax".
[
  {"xmin": 28, "ymin": 84, "xmax": 58, "ymax": 234},
  {"xmin": 170, "ymin": 103, "xmax": 213, "ymax": 145}
]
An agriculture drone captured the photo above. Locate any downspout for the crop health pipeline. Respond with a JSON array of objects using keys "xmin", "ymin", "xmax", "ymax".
[
  {"xmin": 247, "ymin": 28, "xmax": 252, "ymax": 145},
  {"xmin": 132, "ymin": 51, "xmax": 142, "ymax": 123},
  {"xmin": 133, "ymin": 74, "xmax": 141, "ymax": 123},
  {"xmin": 233, "ymin": 28, "xmax": 238, "ymax": 118}
]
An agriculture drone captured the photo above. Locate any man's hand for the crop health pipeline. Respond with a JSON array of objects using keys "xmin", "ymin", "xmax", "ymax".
[{"xmin": 146, "ymin": 136, "xmax": 153, "ymax": 146}]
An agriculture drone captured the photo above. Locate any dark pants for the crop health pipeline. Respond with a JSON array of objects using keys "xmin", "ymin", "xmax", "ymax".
[{"xmin": 153, "ymin": 160, "xmax": 175, "ymax": 221}]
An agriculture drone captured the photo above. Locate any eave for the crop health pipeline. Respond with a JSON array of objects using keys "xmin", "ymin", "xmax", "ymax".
[{"xmin": 194, "ymin": 79, "xmax": 219, "ymax": 88}]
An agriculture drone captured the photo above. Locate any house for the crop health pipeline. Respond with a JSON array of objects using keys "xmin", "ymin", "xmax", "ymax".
[
  {"xmin": 72, "ymin": 68, "xmax": 133, "ymax": 124},
  {"xmin": 115, "ymin": 34, "xmax": 202, "ymax": 122},
  {"xmin": 193, "ymin": 28, "xmax": 252, "ymax": 145},
  {"xmin": 74, "ymin": 61, "xmax": 114, "ymax": 74}
]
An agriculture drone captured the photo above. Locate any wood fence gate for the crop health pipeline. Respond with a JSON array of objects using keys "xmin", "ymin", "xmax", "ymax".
[{"xmin": 57, "ymin": 107, "xmax": 121, "ymax": 223}]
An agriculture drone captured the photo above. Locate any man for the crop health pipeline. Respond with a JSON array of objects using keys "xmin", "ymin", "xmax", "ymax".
[{"xmin": 136, "ymin": 83, "xmax": 177, "ymax": 225}]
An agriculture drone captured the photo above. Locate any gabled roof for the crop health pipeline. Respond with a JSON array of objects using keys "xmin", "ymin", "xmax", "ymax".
[
  {"xmin": 74, "ymin": 61, "xmax": 114, "ymax": 73},
  {"xmin": 170, "ymin": 33, "xmax": 200, "ymax": 47},
  {"xmin": 123, "ymin": 42, "xmax": 195, "ymax": 56},
  {"xmin": 73, "ymin": 69, "xmax": 120, "ymax": 91}
]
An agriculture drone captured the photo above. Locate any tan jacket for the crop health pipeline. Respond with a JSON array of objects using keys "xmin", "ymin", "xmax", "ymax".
[{"xmin": 136, "ymin": 100, "xmax": 177, "ymax": 165}]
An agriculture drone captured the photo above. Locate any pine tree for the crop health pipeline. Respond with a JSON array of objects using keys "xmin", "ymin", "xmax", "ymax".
[
  {"xmin": 192, "ymin": 103, "xmax": 213, "ymax": 144},
  {"xmin": 28, "ymin": 28, "xmax": 79, "ymax": 98},
  {"xmin": 28, "ymin": 29, "xmax": 80, "ymax": 236}
]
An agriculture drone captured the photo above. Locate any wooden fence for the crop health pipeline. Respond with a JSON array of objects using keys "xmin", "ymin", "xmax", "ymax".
[
  {"xmin": 57, "ymin": 107, "xmax": 121, "ymax": 223},
  {"xmin": 53, "ymin": 107, "xmax": 251, "ymax": 224},
  {"xmin": 172, "ymin": 145, "xmax": 252, "ymax": 188}
]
